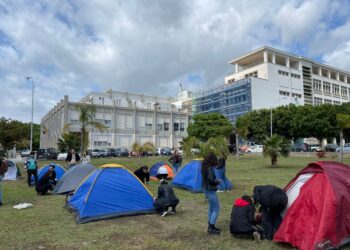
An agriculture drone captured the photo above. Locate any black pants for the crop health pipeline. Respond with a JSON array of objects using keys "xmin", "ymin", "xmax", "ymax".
[
  {"xmin": 27, "ymin": 169, "xmax": 38, "ymax": 186},
  {"xmin": 261, "ymin": 190, "xmax": 288, "ymax": 240},
  {"xmin": 36, "ymin": 183, "xmax": 53, "ymax": 195},
  {"xmin": 156, "ymin": 205, "xmax": 177, "ymax": 214}
]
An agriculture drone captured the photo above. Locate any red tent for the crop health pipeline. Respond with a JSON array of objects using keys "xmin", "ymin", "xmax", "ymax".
[{"xmin": 274, "ymin": 161, "xmax": 350, "ymax": 250}]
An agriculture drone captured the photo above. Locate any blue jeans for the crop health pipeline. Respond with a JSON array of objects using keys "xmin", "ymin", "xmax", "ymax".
[
  {"xmin": 173, "ymin": 163, "xmax": 181, "ymax": 174},
  {"xmin": 0, "ymin": 175, "xmax": 3, "ymax": 203},
  {"xmin": 205, "ymin": 190, "xmax": 220, "ymax": 225}
]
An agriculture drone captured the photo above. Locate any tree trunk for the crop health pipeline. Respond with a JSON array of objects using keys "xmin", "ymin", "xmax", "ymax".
[
  {"xmin": 80, "ymin": 129, "xmax": 84, "ymax": 155},
  {"xmin": 340, "ymin": 129, "xmax": 344, "ymax": 163},
  {"xmin": 271, "ymin": 156, "xmax": 277, "ymax": 167}
]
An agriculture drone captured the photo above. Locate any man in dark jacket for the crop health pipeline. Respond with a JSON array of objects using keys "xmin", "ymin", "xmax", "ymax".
[
  {"xmin": 230, "ymin": 195, "xmax": 263, "ymax": 242},
  {"xmin": 65, "ymin": 149, "xmax": 80, "ymax": 167},
  {"xmin": 253, "ymin": 185, "xmax": 288, "ymax": 240},
  {"xmin": 36, "ymin": 165, "xmax": 57, "ymax": 195},
  {"xmin": 133, "ymin": 166, "xmax": 150, "ymax": 184},
  {"xmin": 154, "ymin": 166, "xmax": 179, "ymax": 216}
]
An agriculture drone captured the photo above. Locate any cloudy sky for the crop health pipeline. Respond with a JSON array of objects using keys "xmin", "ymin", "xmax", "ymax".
[{"xmin": 1, "ymin": 0, "xmax": 350, "ymax": 123}]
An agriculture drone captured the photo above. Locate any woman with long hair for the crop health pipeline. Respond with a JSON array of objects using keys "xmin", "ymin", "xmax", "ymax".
[{"xmin": 202, "ymin": 152, "xmax": 221, "ymax": 235}]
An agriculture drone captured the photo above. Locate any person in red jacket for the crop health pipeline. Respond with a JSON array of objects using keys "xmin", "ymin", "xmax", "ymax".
[{"xmin": 230, "ymin": 195, "xmax": 263, "ymax": 242}]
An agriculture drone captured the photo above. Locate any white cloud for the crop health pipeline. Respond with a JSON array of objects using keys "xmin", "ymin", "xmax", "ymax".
[{"xmin": 0, "ymin": 0, "xmax": 350, "ymax": 123}]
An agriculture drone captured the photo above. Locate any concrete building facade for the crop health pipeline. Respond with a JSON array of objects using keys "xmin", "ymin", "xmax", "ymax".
[{"xmin": 40, "ymin": 90, "xmax": 189, "ymax": 150}]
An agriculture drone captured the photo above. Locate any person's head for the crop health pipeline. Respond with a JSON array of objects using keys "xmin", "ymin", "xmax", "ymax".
[
  {"xmin": 174, "ymin": 150, "xmax": 178, "ymax": 155},
  {"xmin": 49, "ymin": 165, "xmax": 55, "ymax": 172},
  {"xmin": 202, "ymin": 152, "xmax": 219, "ymax": 172},
  {"xmin": 141, "ymin": 165, "xmax": 149, "ymax": 173},
  {"xmin": 71, "ymin": 149, "xmax": 76, "ymax": 154},
  {"xmin": 242, "ymin": 195, "xmax": 253, "ymax": 205},
  {"xmin": 157, "ymin": 166, "xmax": 168, "ymax": 181},
  {"xmin": 30, "ymin": 151, "xmax": 35, "ymax": 158}
]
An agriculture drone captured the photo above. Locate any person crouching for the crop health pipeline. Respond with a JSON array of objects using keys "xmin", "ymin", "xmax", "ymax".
[
  {"xmin": 230, "ymin": 195, "xmax": 263, "ymax": 243},
  {"xmin": 36, "ymin": 165, "xmax": 57, "ymax": 195},
  {"xmin": 154, "ymin": 166, "xmax": 179, "ymax": 217}
]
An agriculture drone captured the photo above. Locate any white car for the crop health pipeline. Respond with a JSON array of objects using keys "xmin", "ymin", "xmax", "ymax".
[
  {"xmin": 245, "ymin": 145, "xmax": 264, "ymax": 153},
  {"xmin": 57, "ymin": 152, "xmax": 68, "ymax": 161},
  {"xmin": 336, "ymin": 143, "xmax": 350, "ymax": 153}
]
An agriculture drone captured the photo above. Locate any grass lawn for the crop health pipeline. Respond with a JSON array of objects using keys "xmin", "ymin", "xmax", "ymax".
[{"xmin": 1, "ymin": 154, "xmax": 350, "ymax": 250}]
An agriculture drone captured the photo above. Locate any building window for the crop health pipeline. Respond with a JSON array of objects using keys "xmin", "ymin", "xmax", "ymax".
[
  {"xmin": 156, "ymin": 124, "xmax": 163, "ymax": 131},
  {"xmin": 244, "ymin": 71, "xmax": 258, "ymax": 78},
  {"xmin": 164, "ymin": 122, "xmax": 169, "ymax": 131},
  {"xmin": 147, "ymin": 102, "xmax": 152, "ymax": 109},
  {"xmin": 115, "ymin": 98, "xmax": 121, "ymax": 106},
  {"xmin": 332, "ymin": 84, "xmax": 340, "ymax": 96},
  {"xmin": 324, "ymin": 99, "xmax": 332, "ymax": 104},
  {"xmin": 145, "ymin": 123, "xmax": 152, "ymax": 130},
  {"xmin": 291, "ymin": 73, "xmax": 301, "ymax": 79},
  {"xmin": 278, "ymin": 70, "xmax": 289, "ymax": 76},
  {"xmin": 341, "ymin": 86, "xmax": 348, "ymax": 97},
  {"xmin": 279, "ymin": 90, "xmax": 290, "ymax": 96},
  {"xmin": 323, "ymin": 82, "xmax": 331, "ymax": 94},
  {"xmin": 334, "ymin": 101, "xmax": 341, "ymax": 105},
  {"xmin": 313, "ymin": 79, "xmax": 322, "ymax": 92},
  {"xmin": 180, "ymin": 122, "xmax": 185, "ymax": 132},
  {"xmin": 174, "ymin": 122, "xmax": 179, "ymax": 131},
  {"xmin": 292, "ymin": 93, "xmax": 302, "ymax": 99},
  {"xmin": 314, "ymin": 97, "xmax": 323, "ymax": 106}
]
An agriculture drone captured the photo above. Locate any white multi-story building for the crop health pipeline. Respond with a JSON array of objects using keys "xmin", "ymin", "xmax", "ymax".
[
  {"xmin": 225, "ymin": 46, "xmax": 350, "ymax": 107},
  {"xmin": 40, "ymin": 90, "xmax": 189, "ymax": 150}
]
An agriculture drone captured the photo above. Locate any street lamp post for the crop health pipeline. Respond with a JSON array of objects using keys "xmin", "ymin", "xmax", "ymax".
[
  {"xmin": 26, "ymin": 77, "xmax": 35, "ymax": 152},
  {"xmin": 270, "ymin": 97, "xmax": 288, "ymax": 137}
]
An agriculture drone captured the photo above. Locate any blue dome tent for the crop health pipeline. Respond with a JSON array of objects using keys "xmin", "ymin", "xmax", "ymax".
[
  {"xmin": 172, "ymin": 159, "xmax": 203, "ymax": 193},
  {"xmin": 149, "ymin": 162, "xmax": 174, "ymax": 181},
  {"xmin": 32, "ymin": 163, "xmax": 66, "ymax": 183},
  {"xmin": 66, "ymin": 164, "xmax": 156, "ymax": 223}
]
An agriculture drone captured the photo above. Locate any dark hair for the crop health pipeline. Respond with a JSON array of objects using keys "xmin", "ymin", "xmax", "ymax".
[
  {"xmin": 141, "ymin": 165, "xmax": 148, "ymax": 170},
  {"xmin": 242, "ymin": 195, "xmax": 253, "ymax": 205},
  {"xmin": 201, "ymin": 152, "xmax": 218, "ymax": 174},
  {"xmin": 156, "ymin": 174, "xmax": 168, "ymax": 180}
]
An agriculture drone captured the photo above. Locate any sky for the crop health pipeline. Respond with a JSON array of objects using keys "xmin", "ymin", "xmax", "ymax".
[{"xmin": 1, "ymin": 0, "xmax": 350, "ymax": 123}]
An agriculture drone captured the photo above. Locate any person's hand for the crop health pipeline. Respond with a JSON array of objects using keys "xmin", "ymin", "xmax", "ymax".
[{"xmin": 255, "ymin": 213, "xmax": 262, "ymax": 223}]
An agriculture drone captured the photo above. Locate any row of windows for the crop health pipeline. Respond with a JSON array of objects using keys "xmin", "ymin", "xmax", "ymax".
[
  {"xmin": 313, "ymin": 79, "xmax": 349, "ymax": 97},
  {"xmin": 279, "ymin": 91, "xmax": 302, "ymax": 99},
  {"xmin": 278, "ymin": 70, "xmax": 289, "ymax": 76},
  {"xmin": 314, "ymin": 97, "xmax": 342, "ymax": 105},
  {"xmin": 244, "ymin": 71, "xmax": 258, "ymax": 78},
  {"xmin": 291, "ymin": 73, "xmax": 301, "ymax": 79}
]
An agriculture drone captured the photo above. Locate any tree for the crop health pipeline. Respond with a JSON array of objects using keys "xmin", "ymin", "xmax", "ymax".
[
  {"xmin": 57, "ymin": 132, "xmax": 81, "ymax": 153},
  {"xmin": 187, "ymin": 113, "xmax": 233, "ymax": 141},
  {"xmin": 336, "ymin": 113, "xmax": 350, "ymax": 163},
  {"xmin": 64, "ymin": 104, "xmax": 107, "ymax": 153},
  {"xmin": 263, "ymin": 135, "xmax": 290, "ymax": 167},
  {"xmin": 131, "ymin": 142, "xmax": 155, "ymax": 164},
  {"xmin": 182, "ymin": 136, "xmax": 229, "ymax": 160}
]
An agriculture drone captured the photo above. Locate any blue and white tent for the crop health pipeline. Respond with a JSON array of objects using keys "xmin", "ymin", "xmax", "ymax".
[
  {"xmin": 172, "ymin": 159, "xmax": 203, "ymax": 193},
  {"xmin": 66, "ymin": 164, "xmax": 156, "ymax": 223},
  {"xmin": 32, "ymin": 163, "xmax": 66, "ymax": 183}
]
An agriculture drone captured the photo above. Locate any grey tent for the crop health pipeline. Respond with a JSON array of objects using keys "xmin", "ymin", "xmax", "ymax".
[
  {"xmin": 3, "ymin": 160, "xmax": 21, "ymax": 180},
  {"xmin": 54, "ymin": 163, "xmax": 95, "ymax": 194}
]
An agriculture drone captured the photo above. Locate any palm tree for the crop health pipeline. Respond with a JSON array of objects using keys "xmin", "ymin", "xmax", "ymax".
[
  {"xmin": 131, "ymin": 141, "xmax": 155, "ymax": 164},
  {"xmin": 336, "ymin": 113, "xmax": 350, "ymax": 163},
  {"xmin": 182, "ymin": 136, "xmax": 229, "ymax": 160},
  {"xmin": 263, "ymin": 135, "xmax": 290, "ymax": 167},
  {"xmin": 63, "ymin": 104, "xmax": 107, "ymax": 154}
]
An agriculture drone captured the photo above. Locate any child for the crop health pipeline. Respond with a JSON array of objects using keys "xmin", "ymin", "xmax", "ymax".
[
  {"xmin": 230, "ymin": 195, "xmax": 263, "ymax": 242},
  {"xmin": 154, "ymin": 166, "xmax": 179, "ymax": 217}
]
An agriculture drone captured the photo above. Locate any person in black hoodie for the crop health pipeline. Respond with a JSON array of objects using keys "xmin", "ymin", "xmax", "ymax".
[
  {"xmin": 253, "ymin": 185, "xmax": 288, "ymax": 240},
  {"xmin": 230, "ymin": 195, "xmax": 263, "ymax": 242},
  {"xmin": 133, "ymin": 166, "xmax": 150, "ymax": 184},
  {"xmin": 202, "ymin": 152, "xmax": 221, "ymax": 235},
  {"xmin": 36, "ymin": 165, "xmax": 57, "ymax": 195},
  {"xmin": 154, "ymin": 166, "xmax": 179, "ymax": 217}
]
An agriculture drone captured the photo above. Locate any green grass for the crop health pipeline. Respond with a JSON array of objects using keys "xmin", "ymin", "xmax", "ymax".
[{"xmin": 1, "ymin": 154, "xmax": 350, "ymax": 250}]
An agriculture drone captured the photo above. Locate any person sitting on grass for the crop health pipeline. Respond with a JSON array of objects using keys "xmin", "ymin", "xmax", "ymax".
[
  {"xmin": 36, "ymin": 165, "xmax": 57, "ymax": 195},
  {"xmin": 230, "ymin": 195, "xmax": 263, "ymax": 243},
  {"xmin": 133, "ymin": 166, "xmax": 150, "ymax": 184},
  {"xmin": 154, "ymin": 166, "xmax": 179, "ymax": 217}
]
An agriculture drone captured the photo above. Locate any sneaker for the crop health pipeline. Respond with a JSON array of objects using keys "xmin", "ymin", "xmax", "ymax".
[
  {"xmin": 170, "ymin": 211, "xmax": 175, "ymax": 215},
  {"xmin": 253, "ymin": 231, "xmax": 261, "ymax": 243},
  {"xmin": 161, "ymin": 211, "xmax": 168, "ymax": 217}
]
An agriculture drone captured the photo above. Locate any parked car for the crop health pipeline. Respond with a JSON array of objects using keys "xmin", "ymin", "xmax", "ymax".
[
  {"xmin": 324, "ymin": 143, "xmax": 338, "ymax": 152},
  {"xmin": 245, "ymin": 145, "xmax": 264, "ymax": 153},
  {"xmin": 107, "ymin": 148, "xmax": 117, "ymax": 157},
  {"xmin": 336, "ymin": 143, "xmax": 350, "ymax": 153},
  {"xmin": 20, "ymin": 149, "xmax": 31, "ymax": 158},
  {"xmin": 99, "ymin": 149, "xmax": 108, "ymax": 158},
  {"xmin": 57, "ymin": 152, "xmax": 68, "ymax": 161},
  {"xmin": 291, "ymin": 143, "xmax": 308, "ymax": 152},
  {"xmin": 156, "ymin": 147, "xmax": 172, "ymax": 156},
  {"xmin": 91, "ymin": 149, "xmax": 101, "ymax": 157},
  {"xmin": 37, "ymin": 148, "xmax": 58, "ymax": 160},
  {"xmin": 115, "ymin": 148, "xmax": 129, "ymax": 157},
  {"xmin": 309, "ymin": 144, "xmax": 322, "ymax": 152}
]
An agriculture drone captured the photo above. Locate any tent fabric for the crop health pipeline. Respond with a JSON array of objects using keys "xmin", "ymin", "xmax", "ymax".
[
  {"xmin": 149, "ymin": 162, "xmax": 174, "ymax": 181},
  {"xmin": 32, "ymin": 164, "xmax": 66, "ymax": 183},
  {"xmin": 274, "ymin": 161, "xmax": 350, "ymax": 250},
  {"xmin": 53, "ymin": 163, "xmax": 96, "ymax": 194},
  {"xmin": 3, "ymin": 160, "xmax": 21, "ymax": 180},
  {"xmin": 67, "ymin": 164, "xmax": 156, "ymax": 223},
  {"xmin": 172, "ymin": 160, "xmax": 203, "ymax": 193},
  {"xmin": 214, "ymin": 168, "xmax": 233, "ymax": 191}
]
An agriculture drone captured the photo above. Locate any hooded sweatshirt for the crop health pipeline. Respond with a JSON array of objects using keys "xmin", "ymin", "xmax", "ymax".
[{"xmin": 230, "ymin": 198, "xmax": 256, "ymax": 235}]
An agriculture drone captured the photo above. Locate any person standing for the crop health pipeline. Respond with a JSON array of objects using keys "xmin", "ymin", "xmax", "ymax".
[
  {"xmin": 0, "ymin": 158, "xmax": 9, "ymax": 206},
  {"xmin": 202, "ymin": 152, "xmax": 221, "ymax": 235},
  {"xmin": 169, "ymin": 150, "xmax": 182, "ymax": 174},
  {"xmin": 25, "ymin": 152, "xmax": 38, "ymax": 187},
  {"xmin": 253, "ymin": 185, "xmax": 288, "ymax": 240},
  {"xmin": 66, "ymin": 149, "xmax": 81, "ymax": 168},
  {"xmin": 216, "ymin": 156, "xmax": 230, "ymax": 192},
  {"xmin": 133, "ymin": 166, "xmax": 150, "ymax": 184}
]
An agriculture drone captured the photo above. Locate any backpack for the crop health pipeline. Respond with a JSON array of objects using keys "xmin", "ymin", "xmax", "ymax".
[
  {"xmin": 0, "ymin": 159, "xmax": 8, "ymax": 175},
  {"xmin": 27, "ymin": 159, "xmax": 37, "ymax": 170}
]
